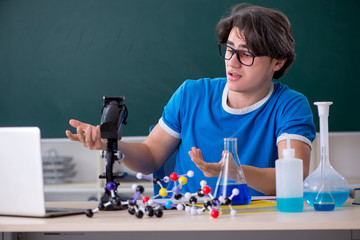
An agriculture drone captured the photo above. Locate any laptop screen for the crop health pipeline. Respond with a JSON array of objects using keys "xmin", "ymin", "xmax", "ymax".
[{"xmin": 0, "ymin": 127, "xmax": 47, "ymax": 216}]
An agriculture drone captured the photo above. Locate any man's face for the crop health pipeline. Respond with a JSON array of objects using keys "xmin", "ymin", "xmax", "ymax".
[{"xmin": 225, "ymin": 27, "xmax": 282, "ymax": 95}]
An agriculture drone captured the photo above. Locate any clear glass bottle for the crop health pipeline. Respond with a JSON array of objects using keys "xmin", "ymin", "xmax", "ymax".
[
  {"xmin": 303, "ymin": 102, "xmax": 350, "ymax": 208},
  {"xmin": 214, "ymin": 138, "xmax": 251, "ymax": 205}
]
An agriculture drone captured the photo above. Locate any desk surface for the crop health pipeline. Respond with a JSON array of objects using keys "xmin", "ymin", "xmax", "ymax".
[{"xmin": 1, "ymin": 200, "xmax": 359, "ymax": 232}]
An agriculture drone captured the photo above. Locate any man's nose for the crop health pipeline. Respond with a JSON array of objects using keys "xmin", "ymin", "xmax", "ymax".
[{"xmin": 228, "ymin": 53, "xmax": 242, "ymax": 67}]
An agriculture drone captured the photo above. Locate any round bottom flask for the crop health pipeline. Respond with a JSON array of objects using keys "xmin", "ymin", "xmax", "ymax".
[
  {"xmin": 303, "ymin": 158, "xmax": 349, "ymax": 207},
  {"xmin": 304, "ymin": 102, "xmax": 350, "ymax": 208}
]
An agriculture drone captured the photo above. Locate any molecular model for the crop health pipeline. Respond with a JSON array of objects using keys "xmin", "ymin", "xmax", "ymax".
[
  {"xmin": 85, "ymin": 181, "xmax": 164, "ymax": 218},
  {"xmin": 136, "ymin": 170, "xmax": 195, "ymax": 211},
  {"xmin": 86, "ymin": 170, "xmax": 240, "ymax": 219},
  {"xmin": 138, "ymin": 171, "xmax": 240, "ymax": 218},
  {"xmin": 184, "ymin": 180, "xmax": 240, "ymax": 218},
  {"xmin": 127, "ymin": 184, "xmax": 164, "ymax": 218}
]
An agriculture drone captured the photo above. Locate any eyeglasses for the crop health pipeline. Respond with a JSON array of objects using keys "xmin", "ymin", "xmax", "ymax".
[{"xmin": 218, "ymin": 43, "xmax": 266, "ymax": 66}]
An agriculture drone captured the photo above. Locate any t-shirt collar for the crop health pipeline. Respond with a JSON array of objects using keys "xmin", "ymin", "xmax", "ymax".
[{"xmin": 222, "ymin": 82, "xmax": 274, "ymax": 115}]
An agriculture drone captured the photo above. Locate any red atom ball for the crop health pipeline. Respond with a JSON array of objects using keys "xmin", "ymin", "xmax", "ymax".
[
  {"xmin": 142, "ymin": 196, "xmax": 150, "ymax": 204},
  {"xmin": 170, "ymin": 172, "xmax": 178, "ymax": 181},
  {"xmin": 211, "ymin": 209, "xmax": 219, "ymax": 218},
  {"xmin": 202, "ymin": 186, "xmax": 211, "ymax": 195}
]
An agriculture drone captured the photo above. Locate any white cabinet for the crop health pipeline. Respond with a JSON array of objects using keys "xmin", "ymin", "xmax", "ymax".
[
  {"xmin": 41, "ymin": 136, "xmax": 150, "ymax": 201},
  {"xmin": 42, "ymin": 132, "xmax": 360, "ymax": 201}
]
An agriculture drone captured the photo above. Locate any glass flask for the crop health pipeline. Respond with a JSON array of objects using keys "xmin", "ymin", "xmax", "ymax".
[
  {"xmin": 313, "ymin": 146, "xmax": 335, "ymax": 211},
  {"xmin": 214, "ymin": 138, "xmax": 251, "ymax": 205},
  {"xmin": 303, "ymin": 102, "xmax": 350, "ymax": 208}
]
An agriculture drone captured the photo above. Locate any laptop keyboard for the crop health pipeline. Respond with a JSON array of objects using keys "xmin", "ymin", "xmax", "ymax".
[
  {"xmin": 46, "ymin": 207, "xmax": 84, "ymax": 213},
  {"xmin": 46, "ymin": 208, "xmax": 68, "ymax": 213}
]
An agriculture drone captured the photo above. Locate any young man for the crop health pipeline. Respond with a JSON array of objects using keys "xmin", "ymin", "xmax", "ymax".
[{"xmin": 66, "ymin": 4, "xmax": 315, "ymax": 196}]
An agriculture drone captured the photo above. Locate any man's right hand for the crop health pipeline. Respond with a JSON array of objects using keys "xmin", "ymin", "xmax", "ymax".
[{"xmin": 65, "ymin": 119, "xmax": 106, "ymax": 150}]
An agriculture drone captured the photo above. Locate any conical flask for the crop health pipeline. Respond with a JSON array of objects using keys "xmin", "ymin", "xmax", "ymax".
[
  {"xmin": 214, "ymin": 138, "xmax": 251, "ymax": 205},
  {"xmin": 303, "ymin": 102, "xmax": 350, "ymax": 207}
]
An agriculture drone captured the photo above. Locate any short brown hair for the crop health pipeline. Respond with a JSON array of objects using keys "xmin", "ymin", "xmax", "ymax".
[{"xmin": 216, "ymin": 3, "xmax": 295, "ymax": 79}]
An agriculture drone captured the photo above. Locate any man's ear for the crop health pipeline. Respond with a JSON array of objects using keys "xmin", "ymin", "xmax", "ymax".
[{"xmin": 273, "ymin": 58, "xmax": 287, "ymax": 71}]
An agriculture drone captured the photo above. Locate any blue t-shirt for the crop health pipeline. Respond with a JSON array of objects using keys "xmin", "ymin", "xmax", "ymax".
[{"xmin": 159, "ymin": 78, "xmax": 316, "ymax": 196}]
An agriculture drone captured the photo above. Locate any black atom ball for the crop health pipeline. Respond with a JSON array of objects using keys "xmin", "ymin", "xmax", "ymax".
[{"xmin": 85, "ymin": 209, "xmax": 93, "ymax": 218}]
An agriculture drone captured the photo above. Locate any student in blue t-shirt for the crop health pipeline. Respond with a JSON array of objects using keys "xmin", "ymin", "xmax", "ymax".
[{"xmin": 66, "ymin": 3, "xmax": 316, "ymax": 196}]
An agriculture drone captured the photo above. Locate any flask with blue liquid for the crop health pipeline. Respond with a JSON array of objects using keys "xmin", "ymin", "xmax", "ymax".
[
  {"xmin": 303, "ymin": 102, "xmax": 350, "ymax": 209},
  {"xmin": 214, "ymin": 138, "xmax": 251, "ymax": 205},
  {"xmin": 276, "ymin": 133, "xmax": 304, "ymax": 212}
]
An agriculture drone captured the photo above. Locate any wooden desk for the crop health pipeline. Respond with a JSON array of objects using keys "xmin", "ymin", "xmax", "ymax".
[{"xmin": 1, "ymin": 200, "xmax": 360, "ymax": 240}]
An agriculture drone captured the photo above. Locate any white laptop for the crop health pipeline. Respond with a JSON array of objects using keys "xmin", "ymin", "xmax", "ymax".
[{"xmin": 0, "ymin": 127, "xmax": 86, "ymax": 217}]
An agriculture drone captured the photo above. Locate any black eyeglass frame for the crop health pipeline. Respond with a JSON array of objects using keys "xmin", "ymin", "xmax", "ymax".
[{"xmin": 218, "ymin": 43, "xmax": 266, "ymax": 66}]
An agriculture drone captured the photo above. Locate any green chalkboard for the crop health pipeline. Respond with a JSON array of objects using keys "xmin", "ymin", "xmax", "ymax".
[{"xmin": 0, "ymin": 0, "xmax": 359, "ymax": 138}]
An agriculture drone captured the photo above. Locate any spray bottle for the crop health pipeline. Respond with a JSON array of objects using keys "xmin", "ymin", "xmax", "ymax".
[{"xmin": 275, "ymin": 133, "xmax": 304, "ymax": 212}]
